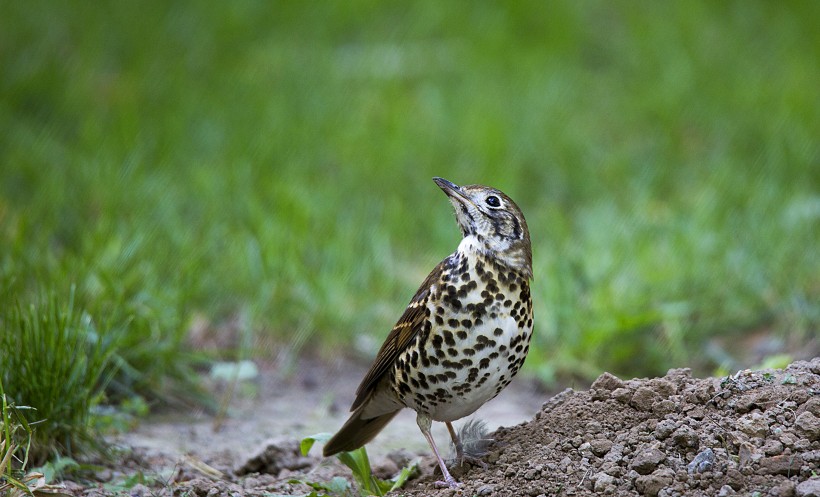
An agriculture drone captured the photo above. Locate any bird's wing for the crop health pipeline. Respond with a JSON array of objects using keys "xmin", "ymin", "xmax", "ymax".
[{"xmin": 349, "ymin": 256, "xmax": 451, "ymax": 411}]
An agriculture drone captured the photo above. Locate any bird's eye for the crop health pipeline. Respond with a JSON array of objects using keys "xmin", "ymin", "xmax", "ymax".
[{"xmin": 485, "ymin": 195, "xmax": 501, "ymax": 207}]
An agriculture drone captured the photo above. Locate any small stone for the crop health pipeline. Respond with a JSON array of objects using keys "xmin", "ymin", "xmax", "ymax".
[
  {"xmin": 770, "ymin": 479, "xmax": 797, "ymax": 497},
  {"xmin": 631, "ymin": 387, "xmax": 661, "ymax": 411},
  {"xmin": 687, "ymin": 448, "xmax": 715, "ymax": 474},
  {"xmin": 794, "ymin": 437, "xmax": 812, "ymax": 451},
  {"xmin": 759, "ymin": 454, "xmax": 805, "ymax": 475},
  {"xmin": 799, "ymin": 397, "xmax": 820, "ymax": 416},
  {"xmin": 672, "ymin": 425, "xmax": 699, "ymax": 449},
  {"xmin": 796, "ymin": 479, "xmax": 820, "ymax": 497},
  {"xmin": 646, "ymin": 378, "xmax": 676, "ymax": 397},
  {"xmin": 738, "ymin": 441, "xmax": 764, "ymax": 469},
  {"xmin": 593, "ymin": 472, "xmax": 616, "ymax": 493},
  {"xmin": 590, "ymin": 439, "xmax": 614, "ymax": 457},
  {"xmin": 559, "ymin": 456, "xmax": 572, "ymax": 471},
  {"xmin": 592, "ymin": 372, "xmax": 626, "ymax": 391},
  {"xmin": 476, "ymin": 484, "xmax": 495, "ymax": 496},
  {"xmin": 726, "ymin": 468, "xmax": 744, "ymax": 490},
  {"xmin": 687, "ymin": 406, "xmax": 707, "ymax": 420},
  {"xmin": 780, "ymin": 432, "xmax": 798, "ymax": 448},
  {"xmin": 630, "ymin": 446, "xmax": 666, "ymax": 475},
  {"xmin": 654, "ymin": 399, "xmax": 677, "ymax": 415},
  {"xmin": 634, "ymin": 468, "xmax": 674, "ymax": 496},
  {"xmin": 612, "ymin": 387, "xmax": 633, "ymax": 403},
  {"xmin": 762, "ymin": 439, "xmax": 784, "ymax": 456},
  {"xmin": 737, "ymin": 411, "xmax": 770, "ymax": 438},
  {"xmin": 655, "ymin": 419, "xmax": 677, "ymax": 440},
  {"xmin": 603, "ymin": 443, "xmax": 625, "ymax": 463},
  {"xmin": 795, "ymin": 412, "xmax": 820, "ymax": 441},
  {"xmin": 718, "ymin": 484, "xmax": 736, "ymax": 496},
  {"xmin": 805, "ymin": 450, "xmax": 820, "ymax": 464}
]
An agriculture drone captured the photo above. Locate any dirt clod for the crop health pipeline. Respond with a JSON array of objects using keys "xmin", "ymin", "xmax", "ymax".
[{"xmin": 235, "ymin": 438, "xmax": 314, "ymax": 476}]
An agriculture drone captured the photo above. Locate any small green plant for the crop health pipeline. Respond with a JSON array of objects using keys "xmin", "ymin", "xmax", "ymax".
[
  {"xmin": 0, "ymin": 378, "xmax": 43, "ymax": 496},
  {"xmin": 0, "ymin": 290, "xmax": 119, "ymax": 464},
  {"xmin": 35, "ymin": 455, "xmax": 81, "ymax": 482},
  {"xmin": 294, "ymin": 434, "xmax": 417, "ymax": 497}
]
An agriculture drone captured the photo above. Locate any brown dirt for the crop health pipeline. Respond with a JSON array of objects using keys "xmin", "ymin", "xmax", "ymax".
[
  {"xmin": 62, "ymin": 358, "xmax": 820, "ymax": 496},
  {"xmin": 399, "ymin": 358, "xmax": 820, "ymax": 497}
]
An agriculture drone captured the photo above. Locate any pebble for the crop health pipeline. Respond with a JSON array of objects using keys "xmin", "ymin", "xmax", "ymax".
[
  {"xmin": 796, "ymin": 479, "xmax": 820, "ymax": 497},
  {"xmin": 590, "ymin": 439, "xmax": 613, "ymax": 457},
  {"xmin": 770, "ymin": 480, "xmax": 797, "ymax": 497},
  {"xmin": 687, "ymin": 448, "xmax": 715, "ymax": 474},
  {"xmin": 630, "ymin": 446, "xmax": 666, "ymax": 475},
  {"xmin": 476, "ymin": 484, "xmax": 495, "ymax": 496},
  {"xmin": 737, "ymin": 411, "xmax": 770, "ymax": 438},
  {"xmin": 654, "ymin": 419, "xmax": 677, "ymax": 440},
  {"xmin": 593, "ymin": 472, "xmax": 616, "ymax": 493},
  {"xmin": 672, "ymin": 425, "xmax": 699, "ymax": 449},
  {"xmin": 795, "ymin": 412, "xmax": 820, "ymax": 441},
  {"xmin": 634, "ymin": 468, "xmax": 674, "ymax": 496},
  {"xmin": 718, "ymin": 484, "xmax": 736, "ymax": 496},
  {"xmin": 612, "ymin": 387, "xmax": 633, "ymax": 403},
  {"xmin": 592, "ymin": 372, "xmax": 626, "ymax": 391},
  {"xmin": 631, "ymin": 387, "xmax": 661, "ymax": 411},
  {"xmin": 759, "ymin": 454, "xmax": 805, "ymax": 475}
]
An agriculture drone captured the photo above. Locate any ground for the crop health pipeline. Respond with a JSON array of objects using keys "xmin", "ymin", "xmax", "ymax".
[{"xmin": 63, "ymin": 357, "xmax": 820, "ymax": 496}]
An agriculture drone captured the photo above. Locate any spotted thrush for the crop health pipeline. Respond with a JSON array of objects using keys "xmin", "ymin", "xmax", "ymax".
[{"xmin": 324, "ymin": 177, "xmax": 533, "ymax": 488}]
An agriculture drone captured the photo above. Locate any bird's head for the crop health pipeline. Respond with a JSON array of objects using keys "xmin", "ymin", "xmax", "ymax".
[{"xmin": 434, "ymin": 177, "xmax": 532, "ymax": 278}]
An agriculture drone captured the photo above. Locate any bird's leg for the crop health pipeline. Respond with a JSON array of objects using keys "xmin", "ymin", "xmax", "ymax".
[
  {"xmin": 417, "ymin": 413, "xmax": 460, "ymax": 489},
  {"xmin": 445, "ymin": 422, "xmax": 465, "ymax": 466},
  {"xmin": 446, "ymin": 421, "xmax": 489, "ymax": 469}
]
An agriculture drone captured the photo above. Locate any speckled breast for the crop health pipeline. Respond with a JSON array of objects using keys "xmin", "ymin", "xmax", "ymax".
[{"xmin": 391, "ymin": 251, "xmax": 533, "ymax": 422}]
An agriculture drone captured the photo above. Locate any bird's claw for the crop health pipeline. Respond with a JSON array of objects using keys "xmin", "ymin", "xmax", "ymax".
[{"xmin": 433, "ymin": 476, "xmax": 462, "ymax": 489}]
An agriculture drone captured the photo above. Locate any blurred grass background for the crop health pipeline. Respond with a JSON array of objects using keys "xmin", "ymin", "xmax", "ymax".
[{"xmin": 0, "ymin": 0, "xmax": 818, "ymax": 458}]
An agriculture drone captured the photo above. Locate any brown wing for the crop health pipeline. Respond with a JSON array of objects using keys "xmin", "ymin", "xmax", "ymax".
[{"xmin": 349, "ymin": 257, "xmax": 451, "ymax": 411}]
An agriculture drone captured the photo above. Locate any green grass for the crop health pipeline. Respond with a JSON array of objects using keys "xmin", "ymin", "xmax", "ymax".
[
  {"xmin": 0, "ymin": 0, "xmax": 818, "ymax": 455},
  {"xmin": 1, "ymin": 379, "xmax": 37, "ymax": 494},
  {"xmin": 0, "ymin": 293, "xmax": 116, "ymax": 464}
]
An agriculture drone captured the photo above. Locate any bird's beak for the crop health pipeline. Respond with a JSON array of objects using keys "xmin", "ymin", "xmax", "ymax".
[{"xmin": 433, "ymin": 177, "xmax": 472, "ymax": 206}]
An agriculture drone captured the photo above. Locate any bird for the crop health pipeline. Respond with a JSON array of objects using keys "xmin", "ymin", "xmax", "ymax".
[{"xmin": 323, "ymin": 177, "xmax": 533, "ymax": 489}]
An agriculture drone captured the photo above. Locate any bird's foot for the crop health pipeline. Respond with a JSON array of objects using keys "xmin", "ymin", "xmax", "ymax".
[{"xmin": 433, "ymin": 475, "xmax": 462, "ymax": 489}]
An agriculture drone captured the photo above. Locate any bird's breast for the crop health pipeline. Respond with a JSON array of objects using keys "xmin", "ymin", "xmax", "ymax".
[{"xmin": 391, "ymin": 253, "xmax": 533, "ymax": 422}]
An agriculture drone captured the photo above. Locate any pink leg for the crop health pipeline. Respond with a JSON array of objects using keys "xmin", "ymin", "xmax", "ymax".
[{"xmin": 417, "ymin": 413, "xmax": 460, "ymax": 489}]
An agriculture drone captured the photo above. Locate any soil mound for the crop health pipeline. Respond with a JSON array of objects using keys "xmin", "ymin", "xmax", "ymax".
[{"xmin": 399, "ymin": 358, "xmax": 820, "ymax": 497}]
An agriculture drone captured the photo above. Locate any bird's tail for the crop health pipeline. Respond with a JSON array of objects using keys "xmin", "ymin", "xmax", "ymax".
[{"xmin": 323, "ymin": 404, "xmax": 401, "ymax": 456}]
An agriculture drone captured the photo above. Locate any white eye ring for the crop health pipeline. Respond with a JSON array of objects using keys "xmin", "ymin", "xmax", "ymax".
[{"xmin": 485, "ymin": 195, "xmax": 501, "ymax": 208}]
